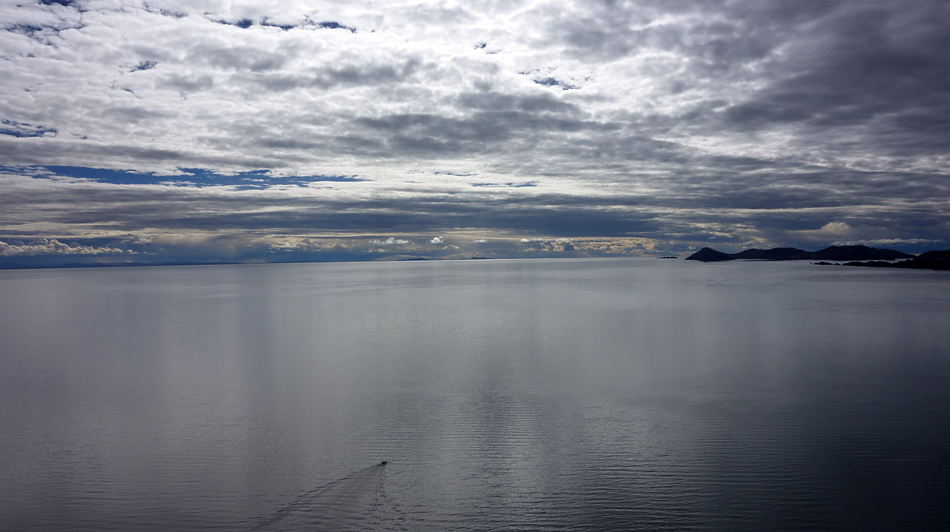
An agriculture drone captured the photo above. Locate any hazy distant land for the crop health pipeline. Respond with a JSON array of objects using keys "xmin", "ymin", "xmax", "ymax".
[{"xmin": 4, "ymin": 245, "xmax": 949, "ymax": 270}]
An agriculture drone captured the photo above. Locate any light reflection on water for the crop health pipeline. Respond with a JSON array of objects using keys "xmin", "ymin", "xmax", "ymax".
[{"xmin": 1, "ymin": 258, "xmax": 948, "ymax": 531}]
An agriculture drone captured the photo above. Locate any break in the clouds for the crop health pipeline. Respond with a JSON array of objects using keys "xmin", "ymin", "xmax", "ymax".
[{"xmin": 1, "ymin": 0, "xmax": 947, "ymax": 266}]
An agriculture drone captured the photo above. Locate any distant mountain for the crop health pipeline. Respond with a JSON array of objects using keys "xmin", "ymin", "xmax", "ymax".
[
  {"xmin": 686, "ymin": 245, "xmax": 915, "ymax": 262},
  {"xmin": 915, "ymin": 250, "xmax": 950, "ymax": 263},
  {"xmin": 685, "ymin": 248, "xmax": 735, "ymax": 262},
  {"xmin": 732, "ymin": 247, "xmax": 814, "ymax": 261},
  {"xmin": 811, "ymin": 245, "xmax": 914, "ymax": 261}
]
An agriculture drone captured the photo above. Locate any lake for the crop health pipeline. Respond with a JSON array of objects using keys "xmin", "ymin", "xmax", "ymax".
[{"xmin": 1, "ymin": 258, "xmax": 948, "ymax": 531}]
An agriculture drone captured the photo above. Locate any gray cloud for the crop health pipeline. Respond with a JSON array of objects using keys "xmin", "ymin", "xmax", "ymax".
[
  {"xmin": 246, "ymin": 60, "xmax": 423, "ymax": 92},
  {"xmin": 0, "ymin": 0, "xmax": 946, "ymax": 265},
  {"xmin": 189, "ymin": 45, "xmax": 287, "ymax": 72},
  {"xmin": 159, "ymin": 73, "xmax": 215, "ymax": 92}
]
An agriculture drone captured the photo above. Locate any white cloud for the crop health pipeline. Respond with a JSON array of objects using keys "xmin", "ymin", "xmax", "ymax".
[
  {"xmin": 429, "ymin": 236, "xmax": 444, "ymax": 244},
  {"xmin": 0, "ymin": 238, "xmax": 126, "ymax": 256},
  {"xmin": 372, "ymin": 237, "xmax": 410, "ymax": 245},
  {"xmin": 789, "ymin": 222, "xmax": 854, "ymax": 243},
  {"xmin": 3, "ymin": 0, "xmax": 936, "ymax": 178}
]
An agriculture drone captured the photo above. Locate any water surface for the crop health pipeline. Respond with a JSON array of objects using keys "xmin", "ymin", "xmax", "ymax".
[{"xmin": 1, "ymin": 258, "xmax": 948, "ymax": 530}]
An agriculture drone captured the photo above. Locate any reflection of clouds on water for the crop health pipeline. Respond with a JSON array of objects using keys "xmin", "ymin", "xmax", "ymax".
[
  {"xmin": 3, "ymin": 261, "xmax": 947, "ymax": 530},
  {"xmin": 250, "ymin": 463, "xmax": 387, "ymax": 532}
]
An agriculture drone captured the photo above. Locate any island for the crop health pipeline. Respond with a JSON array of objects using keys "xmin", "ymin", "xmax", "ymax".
[
  {"xmin": 685, "ymin": 245, "xmax": 913, "ymax": 262},
  {"xmin": 836, "ymin": 250, "xmax": 950, "ymax": 271},
  {"xmin": 685, "ymin": 245, "xmax": 949, "ymax": 270}
]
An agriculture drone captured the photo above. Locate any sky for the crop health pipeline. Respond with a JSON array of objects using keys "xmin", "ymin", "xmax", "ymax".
[{"xmin": 1, "ymin": 0, "xmax": 948, "ymax": 266}]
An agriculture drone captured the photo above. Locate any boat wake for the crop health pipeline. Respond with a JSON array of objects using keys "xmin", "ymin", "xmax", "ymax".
[{"xmin": 249, "ymin": 461, "xmax": 387, "ymax": 532}]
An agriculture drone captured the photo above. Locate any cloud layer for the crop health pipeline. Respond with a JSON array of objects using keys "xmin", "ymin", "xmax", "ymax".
[{"xmin": 1, "ymin": 0, "xmax": 947, "ymax": 265}]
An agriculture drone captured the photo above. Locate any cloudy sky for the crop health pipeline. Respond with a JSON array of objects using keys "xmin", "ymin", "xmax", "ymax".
[{"xmin": 1, "ymin": 0, "xmax": 947, "ymax": 266}]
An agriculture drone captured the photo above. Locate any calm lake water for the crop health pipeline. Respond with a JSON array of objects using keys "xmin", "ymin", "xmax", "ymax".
[{"xmin": 1, "ymin": 258, "xmax": 948, "ymax": 531}]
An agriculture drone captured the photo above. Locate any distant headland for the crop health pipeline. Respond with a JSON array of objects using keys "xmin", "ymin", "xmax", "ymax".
[
  {"xmin": 686, "ymin": 245, "xmax": 949, "ymax": 270},
  {"xmin": 685, "ymin": 245, "xmax": 913, "ymax": 262}
]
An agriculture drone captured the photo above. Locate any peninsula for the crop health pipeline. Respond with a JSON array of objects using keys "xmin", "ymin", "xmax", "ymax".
[
  {"xmin": 685, "ymin": 245, "xmax": 913, "ymax": 262},
  {"xmin": 829, "ymin": 250, "xmax": 950, "ymax": 271},
  {"xmin": 686, "ymin": 245, "xmax": 950, "ymax": 271}
]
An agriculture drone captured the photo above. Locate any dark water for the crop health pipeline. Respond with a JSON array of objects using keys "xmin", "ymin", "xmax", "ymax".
[{"xmin": 1, "ymin": 258, "xmax": 948, "ymax": 531}]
